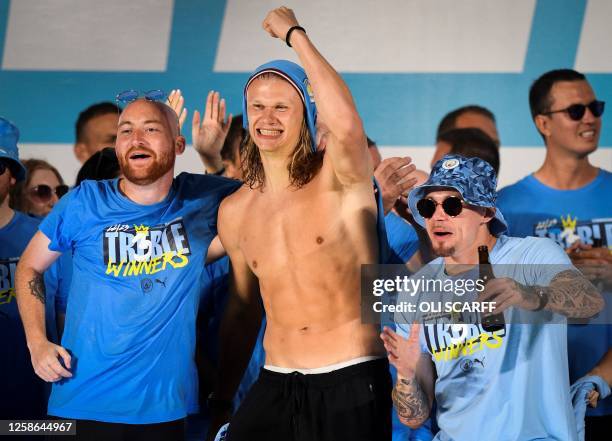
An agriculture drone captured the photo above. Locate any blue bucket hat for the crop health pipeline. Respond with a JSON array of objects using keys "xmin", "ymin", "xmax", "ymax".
[
  {"xmin": 242, "ymin": 60, "xmax": 318, "ymax": 152},
  {"xmin": 0, "ymin": 117, "xmax": 26, "ymax": 182},
  {"xmin": 408, "ymin": 154, "xmax": 508, "ymax": 237}
]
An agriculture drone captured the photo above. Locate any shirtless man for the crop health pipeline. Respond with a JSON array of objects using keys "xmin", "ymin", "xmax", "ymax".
[{"xmin": 208, "ymin": 7, "xmax": 391, "ymax": 441}]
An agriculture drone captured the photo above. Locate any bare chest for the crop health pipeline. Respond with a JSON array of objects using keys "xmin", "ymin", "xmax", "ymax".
[{"xmin": 238, "ymin": 190, "xmax": 351, "ymax": 275}]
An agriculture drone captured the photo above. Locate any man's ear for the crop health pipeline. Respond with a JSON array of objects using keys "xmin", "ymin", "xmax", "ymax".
[
  {"xmin": 74, "ymin": 143, "xmax": 88, "ymax": 163},
  {"xmin": 482, "ymin": 207, "xmax": 496, "ymax": 225},
  {"xmin": 534, "ymin": 115, "xmax": 551, "ymax": 139},
  {"xmin": 175, "ymin": 136, "xmax": 186, "ymax": 155}
]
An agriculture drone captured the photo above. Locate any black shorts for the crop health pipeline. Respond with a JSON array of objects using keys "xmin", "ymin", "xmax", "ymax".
[{"xmin": 226, "ymin": 358, "xmax": 392, "ymax": 441}]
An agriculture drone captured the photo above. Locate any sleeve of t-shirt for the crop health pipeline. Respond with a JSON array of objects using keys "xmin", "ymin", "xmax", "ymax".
[
  {"xmin": 211, "ymin": 178, "xmax": 242, "ymax": 232},
  {"xmin": 179, "ymin": 173, "xmax": 241, "ymax": 234},
  {"xmin": 385, "ymin": 212, "xmax": 419, "ymax": 263},
  {"xmin": 39, "ymin": 185, "xmax": 84, "ymax": 253}
]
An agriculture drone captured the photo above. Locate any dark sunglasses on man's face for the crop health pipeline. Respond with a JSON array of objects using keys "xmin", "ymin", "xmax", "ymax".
[
  {"xmin": 542, "ymin": 100, "xmax": 605, "ymax": 121},
  {"xmin": 0, "ymin": 161, "xmax": 7, "ymax": 175},
  {"xmin": 28, "ymin": 184, "xmax": 69, "ymax": 202},
  {"xmin": 417, "ymin": 196, "xmax": 466, "ymax": 219}
]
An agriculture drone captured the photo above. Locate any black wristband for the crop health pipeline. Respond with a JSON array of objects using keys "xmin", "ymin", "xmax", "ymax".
[
  {"xmin": 285, "ymin": 26, "xmax": 306, "ymax": 47},
  {"xmin": 533, "ymin": 288, "xmax": 549, "ymax": 311}
]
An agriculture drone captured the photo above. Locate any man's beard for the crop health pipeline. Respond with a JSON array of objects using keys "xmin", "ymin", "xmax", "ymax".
[
  {"xmin": 119, "ymin": 148, "xmax": 175, "ymax": 186},
  {"xmin": 432, "ymin": 242, "xmax": 455, "ymax": 257}
]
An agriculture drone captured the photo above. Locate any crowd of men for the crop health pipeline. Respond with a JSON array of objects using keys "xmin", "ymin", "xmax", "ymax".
[{"xmin": 1, "ymin": 6, "xmax": 611, "ymax": 441}]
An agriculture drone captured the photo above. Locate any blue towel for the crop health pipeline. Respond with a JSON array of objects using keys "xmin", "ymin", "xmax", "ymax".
[{"xmin": 570, "ymin": 375, "xmax": 611, "ymax": 441}]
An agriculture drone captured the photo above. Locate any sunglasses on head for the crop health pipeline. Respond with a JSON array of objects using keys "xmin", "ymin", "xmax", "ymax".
[
  {"xmin": 28, "ymin": 184, "xmax": 69, "ymax": 202},
  {"xmin": 116, "ymin": 89, "xmax": 167, "ymax": 106},
  {"xmin": 542, "ymin": 100, "xmax": 605, "ymax": 121},
  {"xmin": 417, "ymin": 196, "xmax": 466, "ymax": 218}
]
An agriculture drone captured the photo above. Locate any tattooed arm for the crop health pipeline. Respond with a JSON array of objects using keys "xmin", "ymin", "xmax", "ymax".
[
  {"xmin": 543, "ymin": 269, "xmax": 603, "ymax": 318},
  {"xmin": 15, "ymin": 231, "xmax": 72, "ymax": 382},
  {"xmin": 480, "ymin": 270, "xmax": 603, "ymax": 319},
  {"xmin": 381, "ymin": 324, "xmax": 435, "ymax": 428},
  {"xmin": 392, "ymin": 353, "xmax": 436, "ymax": 428}
]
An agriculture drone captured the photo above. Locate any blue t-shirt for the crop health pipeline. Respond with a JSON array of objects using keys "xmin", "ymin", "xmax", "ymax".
[
  {"xmin": 40, "ymin": 174, "xmax": 240, "ymax": 424},
  {"xmin": 47, "ymin": 252, "xmax": 72, "ymax": 315},
  {"xmin": 498, "ymin": 170, "xmax": 612, "ymax": 417},
  {"xmin": 397, "ymin": 235, "xmax": 578, "ymax": 441},
  {"xmin": 385, "ymin": 211, "xmax": 419, "ymax": 264},
  {"xmin": 0, "ymin": 210, "xmax": 47, "ymax": 419}
]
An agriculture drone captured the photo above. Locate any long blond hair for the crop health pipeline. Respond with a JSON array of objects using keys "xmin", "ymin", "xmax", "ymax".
[{"xmin": 241, "ymin": 116, "xmax": 324, "ymax": 189}]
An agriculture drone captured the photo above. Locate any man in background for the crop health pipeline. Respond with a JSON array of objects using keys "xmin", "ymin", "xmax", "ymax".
[
  {"xmin": 73, "ymin": 102, "xmax": 120, "ymax": 163},
  {"xmin": 431, "ymin": 105, "xmax": 499, "ymax": 167},
  {"xmin": 0, "ymin": 117, "xmax": 47, "ymax": 422},
  {"xmin": 498, "ymin": 69, "xmax": 612, "ymax": 439}
]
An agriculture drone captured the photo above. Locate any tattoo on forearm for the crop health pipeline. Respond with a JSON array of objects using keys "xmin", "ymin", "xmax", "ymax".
[
  {"xmin": 546, "ymin": 269, "xmax": 603, "ymax": 318},
  {"xmin": 392, "ymin": 377, "xmax": 429, "ymax": 426},
  {"xmin": 28, "ymin": 274, "xmax": 46, "ymax": 305},
  {"xmin": 518, "ymin": 283, "xmax": 539, "ymax": 306}
]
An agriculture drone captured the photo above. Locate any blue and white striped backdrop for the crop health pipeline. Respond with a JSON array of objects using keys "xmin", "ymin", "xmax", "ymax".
[{"xmin": 0, "ymin": 0, "xmax": 610, "ymax": 185}]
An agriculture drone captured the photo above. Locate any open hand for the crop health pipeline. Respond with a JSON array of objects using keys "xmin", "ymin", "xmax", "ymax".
[
  {"xmin": 192, "ymin": 91, "xmax": 232, "ymax": 172},
  {"xmin": 380, "ymin": 323, "xmax": 421, "ymax": 377},
  {"xmin": 166, "ymin": 89, "xmax": 188, "ymax": 131}
]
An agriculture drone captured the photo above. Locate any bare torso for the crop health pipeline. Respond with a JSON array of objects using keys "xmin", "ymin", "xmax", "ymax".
[{"xmin": 226, "ymin": 160, "xmax": 385, "ymax": 368}]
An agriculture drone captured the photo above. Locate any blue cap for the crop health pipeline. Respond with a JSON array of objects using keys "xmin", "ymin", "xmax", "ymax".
[
  {"xmin": 408, "ymin": 154, "xmax": 508, "ymax": 237},
  {"xmin": 242, "ymin": 60, "xmax": 318, "ymax": 152},
  {"xmin": 0, "ymin": 117, "xmax": 26, "ymax": 181}
]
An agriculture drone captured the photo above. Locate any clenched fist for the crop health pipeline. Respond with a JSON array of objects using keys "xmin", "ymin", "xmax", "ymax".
[{"xmin": 262, "ymin": 6, "xmax": 300, "ymax": 42}]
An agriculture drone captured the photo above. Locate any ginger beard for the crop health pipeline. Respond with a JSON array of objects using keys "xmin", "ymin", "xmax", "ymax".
[{"xmin": 118, "ymin": 145, "xmax": 175, "ymax": 186}]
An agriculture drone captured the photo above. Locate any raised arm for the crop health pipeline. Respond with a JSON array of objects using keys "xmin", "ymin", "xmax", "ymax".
[
  {"xmin": 262, "ymin": 7, "xmax": 370, "ymax": 185},
  {"xmin": 15, "ymin": 231, "xmax": 73, "ymax": 381},
  {"xmin": 381, "ymin": 324, "xmax": 435, "ymax": 428},
  {"xmin": 193, "ymin": 91, "xmax": 233, "ymax": 174}
]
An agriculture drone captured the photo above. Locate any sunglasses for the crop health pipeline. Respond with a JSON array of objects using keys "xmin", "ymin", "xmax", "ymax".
[
  {"xmin": 417, "ymin": 196, "xmax": 466, "ymax": 218},
  {"xmin": 28, "ymin": 184, "xmax": 69, "ymax": 202},
  {"xmin": 116, "ymin": 89, "xmax": 167, "ymax": 106},
  {"xmin": 542, "ymin": 100, "xmax": 605, "ymax": 121},
  {"xmin": 0, "ymin": 161, "xmax": 7, "ymax": 175}
]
